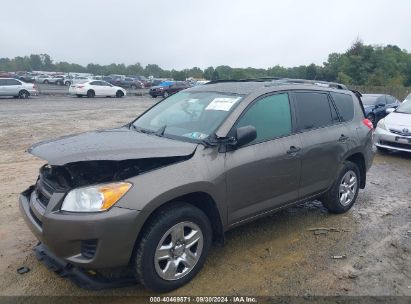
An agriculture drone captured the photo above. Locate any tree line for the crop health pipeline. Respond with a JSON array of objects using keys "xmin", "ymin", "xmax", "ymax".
[{"xmin": 1, "ymin": 40, "xmax": 410, "ymax": 86}]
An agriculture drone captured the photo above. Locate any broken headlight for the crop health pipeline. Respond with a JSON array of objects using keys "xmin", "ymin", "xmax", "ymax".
[{"xmin": 61, "ymin": 182, "xmax": 132, "ymax": 212}]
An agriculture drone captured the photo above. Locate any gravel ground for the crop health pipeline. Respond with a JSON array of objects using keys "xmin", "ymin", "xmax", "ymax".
[{"xmin": 0, "ymin": 95, "xmax": 410, "ymax": 297}]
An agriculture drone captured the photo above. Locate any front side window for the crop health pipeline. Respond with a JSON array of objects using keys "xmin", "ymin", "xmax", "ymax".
[
  {"xmin": 236, "ymin": 93, "xmax": 292, "ymax": 144},
  {"xmin": 6, "ymin": 79, "xmax": 20, "ymax": 85},
  {"xmin": 294, "ymin": 92, "xmax": 336, "ymax": 131},
  {"xmin": 132, "ymin": 91, "xmax": 243, "ymax": 140}
]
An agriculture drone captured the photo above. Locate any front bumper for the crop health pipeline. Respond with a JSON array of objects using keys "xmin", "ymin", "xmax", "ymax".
[
  {"xmin": 374, "ymin": 127, "xmax": 411, "ymax": 152},
  {"xmin": 19, "ymin": 186, "xmax": 141, "ymax": 268}
]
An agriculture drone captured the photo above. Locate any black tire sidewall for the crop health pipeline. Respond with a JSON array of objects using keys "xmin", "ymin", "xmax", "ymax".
[
  {"xmin": 323, "ymin": 161, "xmax": 360, "ymax": 213},
  {"xmin": 116, "ymin": 91, "xmax": 124, "ymax": 98},
  {"xmin": 134, "ymin": 204, "xmax": 212, "ymax": 292}
]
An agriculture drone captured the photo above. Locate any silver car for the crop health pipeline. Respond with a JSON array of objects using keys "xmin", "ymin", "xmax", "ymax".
[
  {"xmin": 375, "ymin": 101, "xmax": 411, "ymax": 153},
  {"xmin": 0, "ymin": 78, "xmax": 38, "ymax": 98}
]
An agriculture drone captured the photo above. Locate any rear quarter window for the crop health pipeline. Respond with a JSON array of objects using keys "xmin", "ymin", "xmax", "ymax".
[{"xmin": 330, "ymin": 92, "xmax": 354, "ymax": 122}]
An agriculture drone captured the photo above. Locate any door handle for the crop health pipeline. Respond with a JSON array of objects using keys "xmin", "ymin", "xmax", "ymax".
[
  {"xmin": 339, "ymin": 134, "xmax": 349, "ymax": 142},
  {"xmin": 287, "ymin": 146, "xmax": 301, "ymax": 155}
]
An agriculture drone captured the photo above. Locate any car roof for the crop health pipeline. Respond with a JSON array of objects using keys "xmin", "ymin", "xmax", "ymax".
[{"xmin": 186, "ymin": 79, "xmax": 352, "ymax": 96}]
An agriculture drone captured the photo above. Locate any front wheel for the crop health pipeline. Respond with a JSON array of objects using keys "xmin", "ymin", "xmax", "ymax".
[
  {"xmin": 132, "ymin": 203, "xmax": 212, "ymax": 292},
  {"xmin": 322, "ymin": 161, "xmax": 360, "ymax": 214}
]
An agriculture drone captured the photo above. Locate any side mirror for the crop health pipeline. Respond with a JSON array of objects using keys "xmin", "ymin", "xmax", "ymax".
[
  {"xmin": 386, "ymin": 108, "xmax": 395, "ymax": 114},
  {"xmin": 235, "ymin": 125, "xmax": 257, "ymax": 147}
]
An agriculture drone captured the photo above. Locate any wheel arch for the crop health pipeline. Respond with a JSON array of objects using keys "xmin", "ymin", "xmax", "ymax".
[
  {"xmin": 133, "ymin": 191, "xmax": 225, "ymax": 257},
  {"xmin": 345, "ymin": 152, "xmax": 366, "ymax": 189}
]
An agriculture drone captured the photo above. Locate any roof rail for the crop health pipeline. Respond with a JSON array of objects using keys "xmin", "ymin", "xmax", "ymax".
[
  {"xmin": 205, "ymin": 77, "xmax": 281, "ymax": 85},
  {"xmin": 205, "ymin": 77, "xmax": 348, "ymax": 90},
  {"xmin": 267, "ymin": 78, "xmax": 348, "ymax": 90}
]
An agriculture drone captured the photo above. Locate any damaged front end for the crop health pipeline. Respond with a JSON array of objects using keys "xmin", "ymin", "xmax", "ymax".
[{"xmin": 38, "ymin": 156, "xmax": 191, "ymax": 192}]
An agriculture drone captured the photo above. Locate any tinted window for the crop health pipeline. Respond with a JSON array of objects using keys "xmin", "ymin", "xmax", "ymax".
[
  {"xmin": 385, "ymin": 95, "xmax": 396, "ymax": 104},
  {"xmin": 331, "ymin": 92, "xmax": 354, "ymax": 122},
  {"xmin": 6, "ymin": 79, "xmax": 20, "ymax": 85},
  {"xmin": 90, "ymin": 81, "xmax": 98, "ymax": 85},
  {"xmin": 0, "ymin": 79, "xmax": 6, "ymax": 86},
  {"xmin": 237, "ymin": 93, "xmax": 292, "ymax": 144},
  {"xmin": 294, "ymin": 92, "xmax": 335, "ymax": 130}
]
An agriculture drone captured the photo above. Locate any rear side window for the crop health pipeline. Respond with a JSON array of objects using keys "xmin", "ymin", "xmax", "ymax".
[
  {"xmin": 331, "ymin": 92, "xmax": 354, "ymax": 122},
  {"xmin": 294, "ymin": 92, "xmax": 336, "ymax": 131},
  {"xmin": 237, "ymin": 93, "xmax": 292, "ymax": 144},
  {"xmin": 6, "ymin": 79, "xmax": 20, "ymax": 85}
]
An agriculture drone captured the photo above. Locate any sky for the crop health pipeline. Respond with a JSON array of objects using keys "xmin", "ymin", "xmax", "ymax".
[{"xmin": 1, "ymin": 0, "xmax": 411, "ymax": 70}]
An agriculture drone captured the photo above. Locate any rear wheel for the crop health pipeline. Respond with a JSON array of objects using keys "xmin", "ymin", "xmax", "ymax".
[
  {"xmin": 18, "ymin": 90, "xmax": 29, "ymax": 99},
  {"xmin": 43, "ymin": 80, "xmax": 49, "ymax": 84},
  {"xmin": 132, "ymin": 203, "xmax": 212, "ymax": 292},
  {"xmin": 86, "ymin": 90, "xmax": 95, "ymax": 98},
  {"xmin": 65, "ymin": 81, "xmax": 71, "ymax": 86},
  {"xmin": 322, "ymin": 161, "xmax": 360, "ymax": 214},
  {"xmin": 116, "ymin": 90, "xmax": 124, "ymax": 98}
]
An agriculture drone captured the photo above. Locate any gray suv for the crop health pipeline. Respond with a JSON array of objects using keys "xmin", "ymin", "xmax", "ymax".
[{"xmin": 20, "ymin": 79, "xmax": 374, "ymax": 292}]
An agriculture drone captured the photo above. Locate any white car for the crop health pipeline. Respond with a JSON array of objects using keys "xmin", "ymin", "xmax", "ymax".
[
  {"xmin": 69, "ymin": 80, "xmax": 126, "ymax": 98},
  {"xmin": 374, "ymin": 101, "xmax": 411, "ymax": 153},
  {"xmin": 0, "ymin": 78, "xmax": 38, "ymax": 98}
]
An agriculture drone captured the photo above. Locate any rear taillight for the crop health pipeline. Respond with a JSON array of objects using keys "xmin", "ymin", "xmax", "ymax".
[
  {"xmin": 77, "ymin": 85, "xmax": 84, "ymax": 89},
  {"xmin": 363, "ymin": 118, "xmax": 373, "ymax": 130}
]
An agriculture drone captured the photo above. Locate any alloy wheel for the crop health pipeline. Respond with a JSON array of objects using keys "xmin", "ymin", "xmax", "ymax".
[
  {"xmin": 339, "ymin": 170, "xmax": 357, "ymax": 206},
  {"xmin": 154, "ymin": 221, "xmax": 203, "ymax": 281}
]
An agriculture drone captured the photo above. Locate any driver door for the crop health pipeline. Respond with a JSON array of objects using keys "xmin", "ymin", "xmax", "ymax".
[{"xmin": 225, "ymin": 92, "xmax": 302, "ymax": 225}]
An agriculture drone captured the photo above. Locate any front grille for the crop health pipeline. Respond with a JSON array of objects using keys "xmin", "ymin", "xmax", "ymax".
[
  {"xmin": 35, "ymin": 177, "xmax": 55, "ymax": 207},
  {"xmin": 380, "ymin": 140, "xmax": 411, "ymax": 150},
  {"xmin": 81, "ymin": 239, "xmax": 98, "ymax": 259},
  {"xmin": 389, "ymin": 129, "xmax": 411, "ymax": 137}
]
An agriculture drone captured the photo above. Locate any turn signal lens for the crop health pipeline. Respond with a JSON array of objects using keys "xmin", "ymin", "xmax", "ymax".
[{"xmin": 362, "ymin": 118, "xmax": 373, "ymax": 130}]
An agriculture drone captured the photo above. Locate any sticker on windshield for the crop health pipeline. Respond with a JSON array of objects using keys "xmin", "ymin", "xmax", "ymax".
[{"xmin": 205, "ymin": 97, "xmax": 241, "ymax": 111}]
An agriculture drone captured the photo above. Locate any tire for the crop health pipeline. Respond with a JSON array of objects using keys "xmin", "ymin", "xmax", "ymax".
[
  {"xmin": 86, "ymin": 90, "xmax": 95, "ymax": 98},
  {"xmin": 322, "ymin": 161, "xmax": 360, "ymax": 214},
  {"xmin": 366, "ymin": 113, "xmax": 375, "ymax": 128},
  {"xmin": 43, "ymin": 80, "xmax": 49, "ymax": 84},
  {"xmin": 65, "ymin": 81, "xmax": 72, "ymax": 86},
  {"xmin": 151, "ymin": 95, "xmax": 157, "ymax": 98},
  {"xmin": 132, "ymin": 203, "xmax": 212, "ymax": 292},
  {"xmin": 116, "ymin": 90, "xmax": 124, "ymax": 98},
  {"xmin": 18, "ymin": 90, "xmax": 30, "ymax": 99},
  {"xmin": 163, "ymin": 91, "xmax": 169, "ymax": 98},
  {"xmin": 76, "ymin": 94, "xmax": 82, "ymax": 98}
]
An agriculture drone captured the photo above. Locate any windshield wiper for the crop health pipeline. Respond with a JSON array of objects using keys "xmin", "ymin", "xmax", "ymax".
[
  {"xmin": 200, "ymin": 134, "xmax": 236, "ymax": 147},
  {"xmin": 130, "ymin": 124, "xmax": 155, "ymax": 134},
  {"xmin": 155, "ymin": 125, "xmax": 167, "ymax": 137}
]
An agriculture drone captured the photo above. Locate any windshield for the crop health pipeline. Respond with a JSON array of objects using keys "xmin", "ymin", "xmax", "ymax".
[
  {"xmin": 132, "ymin": 91, "xmax": 243, "ymax": 140},
  {"xmin": 362, "ymin": 96, "xmax": 382, "ymax": 106},
  {"xmin": 395, "ymin": 101, "xmax": 411, "ymax": 114}
]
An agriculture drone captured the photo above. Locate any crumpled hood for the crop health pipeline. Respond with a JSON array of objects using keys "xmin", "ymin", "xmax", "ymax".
[
  {"xmin": 385, "ymin": 112, "xmax": 411, "ymax": 128},
  {"xmin": 28, "ymin": 127, "xmax": 198, "ymax": 165}
]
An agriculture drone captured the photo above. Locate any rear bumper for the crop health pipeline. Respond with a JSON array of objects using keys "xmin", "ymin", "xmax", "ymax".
[
  {"xmin": 374, "ymin": 127, "xmax": 411, "ymax": 152},
  {"xmin": 19, "ymin": 186, "xmax": 141, "ymax": 268}
]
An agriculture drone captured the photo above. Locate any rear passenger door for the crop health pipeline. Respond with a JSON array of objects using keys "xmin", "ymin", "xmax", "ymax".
[
  {"xmin": 225, "ymin": 92, "xmax": 302, "ymax": 224},
  {"xmin": 292, "ymin": 91, "xmax": 350, "ymax": 198}
]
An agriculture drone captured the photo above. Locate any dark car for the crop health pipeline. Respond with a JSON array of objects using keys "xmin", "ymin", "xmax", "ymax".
[
  {"xmin": 113, "ymin": 77, "xmax": 144, "ymax": 89},
  {"xmin": 20, "ymin": 78, "xmax": 373, "ymax": 292},
  {"xmin": 361, "ymin": 94, "xmax": 401, "ymax": 127},
  {"xmin": 130, "ymin": 75, "xmax": 150, "ymax": 88},
  {"xmin": 149, "ymin": 81, "xmax": 190, "ymax": 98}
]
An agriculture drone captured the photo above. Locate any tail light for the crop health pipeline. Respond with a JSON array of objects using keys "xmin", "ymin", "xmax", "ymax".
[
  {"xmin": 363, "ymin": 118, "xmax": 373, "ymax": 130},
  {"xmin": 77, "ymin": 85, "xmax": 84, "ymax": 89}
]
